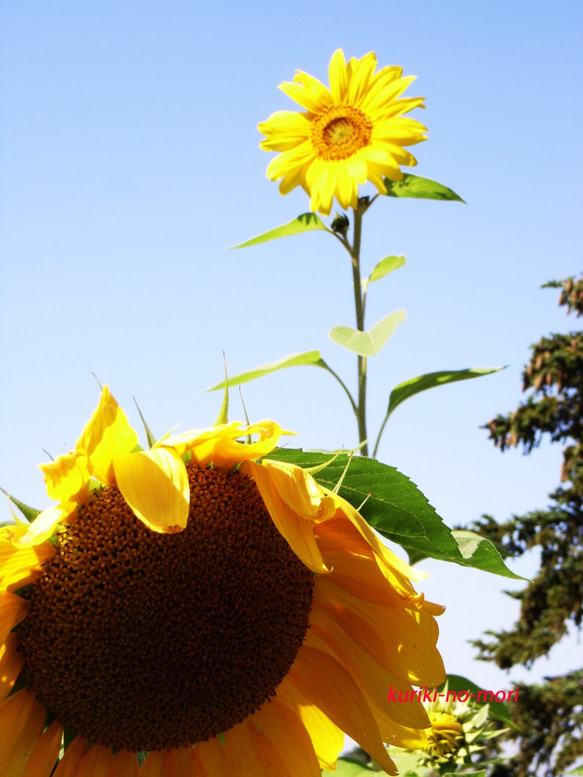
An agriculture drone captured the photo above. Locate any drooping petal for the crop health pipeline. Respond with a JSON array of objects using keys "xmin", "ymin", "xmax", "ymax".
[
  {"xmin": 40, "ymin": 450, "xmax": 90, "ymax": 504},
  {"xmin": 242, "ymin": 461, "xmax": 329, "ymax": 574},
  {"xmin": 0, "ymin": 527, "xmax": 55, "ymax": 586},
  {"xmin": 13, "ymin": 503, "xmax": 76, "ymax": 548},
  {"xmin": 113, "ymin": 448, "xmax": 189, "ymax": 533},
  {"xmin": 0, "ymin": 689, "xmax": 46, "ymax": 776},
  {"xmin": 223, "ymin": 718, "xmax": 292, "ymax": 776},
  {"xmin": 76, "ymin": 385, "xmax": 139, "ymax": 486}
]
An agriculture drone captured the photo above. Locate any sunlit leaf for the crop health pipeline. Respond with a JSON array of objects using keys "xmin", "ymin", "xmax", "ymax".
[
  {"xmin": 386, "ymin": 367, "xmax": 504, "ymax": 418},
  {"xmin": 207, "ymin": 351, "xmax": 326, "ymax": 391},
  {"xmin": 329, "ymin": 310, "xmax": 406, "ymax": 357},
  {"xmin": 368, "ymin": 255, "xmax": 406, "ymax": 283},
  {"xmin": 384, "ymin": 173, "xmax": 465, "ymax": 202},
  {"xmin": 231, "ymin": 213, "xmax": 328, "ymax": 248},
  {"xmin": 266, "ymin": 450, "xmax": 521, "ymax": 578},
  {"xmin": 0, "ymin": 488, "xmax": 41, "ymax": 523},
  {"xmin": 322, "ymin": 757, "xmax": 381, "ymax": 776}
]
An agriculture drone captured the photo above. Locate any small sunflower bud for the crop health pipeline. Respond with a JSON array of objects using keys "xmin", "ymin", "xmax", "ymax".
[{"xmin": 331, "ymin": 212, "xmax": 350, "ymax": 234}]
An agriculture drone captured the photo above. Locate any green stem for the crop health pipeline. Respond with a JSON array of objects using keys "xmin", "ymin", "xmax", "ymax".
[{"xmin": 350, "ymin": 206, "xmax": 368, "ymax": 456}]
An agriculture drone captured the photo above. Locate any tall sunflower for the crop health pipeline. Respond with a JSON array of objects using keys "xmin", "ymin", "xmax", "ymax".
[
  {"xmin": 1, "ymin": 386, "xmax": 445, "ymax": 776},
  {"xmin": 258, "ymin": 49, "xmax": 427, "ymax": 216}
]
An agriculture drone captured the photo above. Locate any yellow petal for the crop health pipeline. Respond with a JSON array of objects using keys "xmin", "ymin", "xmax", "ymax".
[
  {"xmin": 192, "ymin": 738, "xmax": 228, "ymax": 777},
  {"xmin": 113, "ymin": 448, "xmax": 189, "ymax": 534},
  {"xmin": 0, "ymin": 591, "xmax": 28, "ymax": 643},
  {"xmin": 52, "ymin": 737, "xmax": 90, "ymax": 777},
  {"xmin": 0, "ymin": 633, "xmax": 23, "ymax": 701},
  {"xmin": 40, "ymin": 450, "xmax": 90, "ymax": 504},
  {"xmin": 224, "ymin": 719, "xmax": 291, "ymax": 776},
  {"xmin": 328, "ymin": 49, "xmax": 348, "ymax": 103},
  {"xmin": 0, "ymin": 689, "xmax": 46, "ymax": 777},
  {"xmin": 289, "ymin": 646, "xmax": 398, "ymax": 775},
  {"xmin": 250, "ymin": 697, "xmax": 321, "ymax": 776},
  {"xmin": 242, "ymin": 461, "xmax": 329, "ymax": 574},
  {"xmin": 21, "ymin": 720, "xmax": 64, "ymax": 777},
  {"xmin": 276, "ymin": 675, "xmax": 344, "ymax": 771},
  {"xmin": 162, "ymin": 420, "xmax": 285, "ymax": 469},
  {"xmin": 14, "ymin": 503, "xmax": 76, "ymax": 548},
  {"xmin": 76, "ymin": 385, "xmax": 139, "ymax": 486},
  {"xmin": 0, "ymin": 527, "xmax": 55, "ymax": 586}
]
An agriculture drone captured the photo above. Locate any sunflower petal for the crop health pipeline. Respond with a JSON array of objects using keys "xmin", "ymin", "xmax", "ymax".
[
  {"xmin": 52, "ymin": 737, "xmax": 90, "ymax": 777},
  {"xmin": 290, "ymin": 645, "xmax": 398, "ymax": 775},
  {"xmin": 113, "ymin": 448, "xmax": 189, "ymax": 533},
  {"xmin": 193, "ymin": 738, "xmax": 228, "ymax": 777},
  {"xmin": 276, "ymin": 675, "xmax": 344, "ymax": 771},
  {"xmin": 76, "ymin": 385, "xmax": 139, "ymax": 486},
  {"xmin": 243, "ymin": 461, "xmax": 329, "ymax": 574},
  {"xmin": 0, "ymin": 591, "xmax": 28, "ymax": 642},
  {"xmin": 0, "ymin": 633, "xmax": 23, "ymax": 701},
  {"xmin": 0, "ymin": 689, "xmax": 46, "ymax": 777},
  {"xmin": 21, "ymin": 719, "xmax": 64, "ymax": 777},
  {"xmin": 250, "ymin": 697, "xmax": 321, "ymax": 776}
]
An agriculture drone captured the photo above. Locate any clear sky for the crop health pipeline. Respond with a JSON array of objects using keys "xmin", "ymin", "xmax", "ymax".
[{"xmin": 2, "ymin": 0, "xmax": 582, "ymax": 700}]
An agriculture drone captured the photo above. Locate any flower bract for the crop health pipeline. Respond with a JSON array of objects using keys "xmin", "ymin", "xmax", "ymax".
[
  {"xmin": 1, "ymin": 386, "xmax": 445, "ymax": 776},
  {"xmin": 258, "ymin": 48, "xmax": 427, "ymax": 215}
]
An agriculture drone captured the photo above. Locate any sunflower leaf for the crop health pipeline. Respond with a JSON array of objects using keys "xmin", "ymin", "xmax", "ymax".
[
  {"xmin": 329, "ymin": 310, "xmax": 406, "ymax": 357},
  {"xmin": 368, "ymin": 255, "xmax": 406, "ymax": 283},
  {"xmin": 322, "ymin": 757, "xmax": 382, "ymax": 775},
  {"xmin": 386, "ymin": 367, "xmax": 505, "ymax": 419},
  {"xmin": 383, "ymin": 173, "xmax": 466, "ymax": 203},
  {"xmin": 265, "ymin": 450, "xmax": 522, "ymax": 579},
  {"xmin": 206, "ymin": 351, "xmax": 327, "ymax": 391},
  {"xmin": 442, "ymin": 674, "xmax": 519, "ymax": 730},
  {"xmin": 0, "ymin": 487, "xmax": 41, "ymax": 523},
  {"xmin": 231, "ymin": 213, "xmax": 328, "ymax": 248}
]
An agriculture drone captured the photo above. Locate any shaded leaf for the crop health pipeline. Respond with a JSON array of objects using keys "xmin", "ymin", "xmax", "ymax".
[
  {"xmin": 207, "ymin": 351, "xmax": 326, "ymax": 391},
  {"xmin": 329, "ymin": 310, "xmax": 406, "ymax": 357},
  {"xmin": 386, "ymin": 367, "xmax": 504, "ymax": 419},
  {"xmin": 442, "ymin": 674, "xmax": 519, "ymax": 730},
  {"xmin": 231, "ymin": 213, "xmax": 327, "ymax": 248},
  {"xmin": 266, "ymin": 450, "xmax": 521, "ymax": 578},
  {"xmin": 384, "ymin": 173, "xmax": 465, "ymax": 203}
]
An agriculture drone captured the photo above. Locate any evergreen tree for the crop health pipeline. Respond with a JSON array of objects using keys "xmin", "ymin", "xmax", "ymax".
[{"xmin": 472, "ymin": 275, "xmax": 583, "ymax": 777}]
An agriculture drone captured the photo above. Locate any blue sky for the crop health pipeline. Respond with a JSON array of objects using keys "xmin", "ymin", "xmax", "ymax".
[{"xmin": 2, "ymin": 0, "xmax": 582, "ymax": 701}]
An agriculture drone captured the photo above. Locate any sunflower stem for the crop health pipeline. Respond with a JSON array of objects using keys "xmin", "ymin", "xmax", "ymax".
[{"xmin": 350, "ymin": 206, "xmax": 368, "ymax": 456}]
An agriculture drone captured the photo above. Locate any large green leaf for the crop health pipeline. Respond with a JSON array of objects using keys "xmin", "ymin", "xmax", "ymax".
[
  {"xmin": 266, "ymin": 450, "xmax": 520, "ymax": 578},
  {"xmin": 386, "ymin": 367, "xmax": 504, "ymax": 419},
  {"xmin": 384, "ymin": 174, "xmax": 465, "ymax": 203},
  {"xmin": 329, "ymin": 310, "xmax": 406, "ymax": 357},
  {"xmin": 207, "ymin": 351, "xmax": 326, "ymax": 391},
  {"xmin": 231, "ymin": 213, "xmax": 327, "ymax": 248}
]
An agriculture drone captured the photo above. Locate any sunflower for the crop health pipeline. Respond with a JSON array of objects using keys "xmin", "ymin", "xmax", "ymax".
[
  {"xmin": 1, "ymin": 386, "xmax": 445, "ymax": 776},
  {"xmin": 258, "ymin": 49, "xmax": 427, "ymax": 216}
]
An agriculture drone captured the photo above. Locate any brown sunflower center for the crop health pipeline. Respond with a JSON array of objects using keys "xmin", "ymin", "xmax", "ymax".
[
  {"xmin": 17, "ymin": 465, "xmax": 314, "ymax": 752},
  {"xmin": 311, "ymin": 105, "xmax": 372, "ymax": 160}
]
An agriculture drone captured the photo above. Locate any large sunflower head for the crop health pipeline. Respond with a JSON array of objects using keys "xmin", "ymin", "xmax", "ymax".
[
  {"xmin": 1, "ymin": 387, "xmax": 445, "ymax": 776},
  {"xmin": 258, "ymin": 48, "xmax": 427, "ymax": 216}
]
